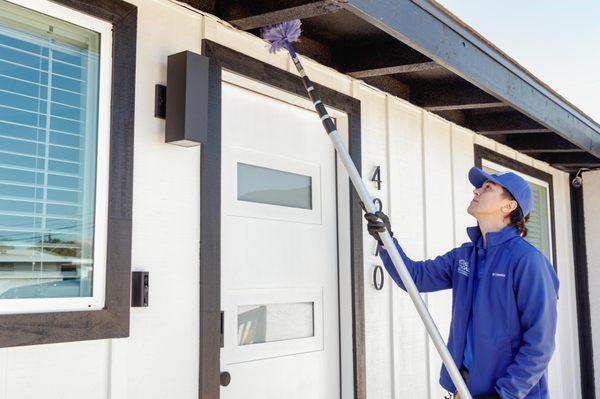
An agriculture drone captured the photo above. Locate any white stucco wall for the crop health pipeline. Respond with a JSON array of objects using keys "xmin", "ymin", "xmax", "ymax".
[
  {"xmin": 0, "ymin": 0, "xmax": 585, "ymax": 398},
  {"xmin": 583, "ymin": 169, "xmax": 600, "ymax": 398}
]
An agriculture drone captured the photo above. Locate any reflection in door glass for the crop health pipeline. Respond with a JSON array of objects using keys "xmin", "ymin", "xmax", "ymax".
[
  {"xmin": 238, "ymin": 302, "xmax": 314, "ymax": 345},
  {"xmin": 237, "ymin": 163, "xmax": 312, "ymax": 209}
]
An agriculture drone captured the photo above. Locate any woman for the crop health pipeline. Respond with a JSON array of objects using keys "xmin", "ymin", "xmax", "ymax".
[{"xmin": 365, "ymin": 167, "xmax": 559, "ymax": 399}]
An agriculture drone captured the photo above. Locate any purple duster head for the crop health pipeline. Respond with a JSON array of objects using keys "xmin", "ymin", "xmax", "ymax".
[{"xmin": 261, "ymin": 19, "xmax": 302, "ymax": 53}]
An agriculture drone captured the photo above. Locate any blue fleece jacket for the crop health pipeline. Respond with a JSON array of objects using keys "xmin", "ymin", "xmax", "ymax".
[{"xmin": 379, "ymin": 225, "xmax": 559, "ymax": 398}]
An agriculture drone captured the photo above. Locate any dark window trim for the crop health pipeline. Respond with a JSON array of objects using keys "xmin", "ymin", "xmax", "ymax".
[
  {"xmin": 0, "ymin": 0, "xmax": 136, "ymax": 347},
  {"xmin": 570, "ymin": 176, "xmax": 596, "ymax": 398},
  {"xmin": 200, "ymin": 39, "xmax": 365, "ymax": 399},
  {"xmin": 474, "ymin": 144, "xmax": 557, "ymax": 270}
]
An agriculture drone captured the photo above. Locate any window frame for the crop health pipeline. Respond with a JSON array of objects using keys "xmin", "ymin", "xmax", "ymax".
[
  {"xmin": 0, "ymin": 0, "xmax": 135, "ymax": 347},
  {"xmin": 474, "ymin": 144, "xmax": 557, "ymax": 269},
  {"xmin": 0, "ymin": 0, "xmax": 112, "ymax": 314}
]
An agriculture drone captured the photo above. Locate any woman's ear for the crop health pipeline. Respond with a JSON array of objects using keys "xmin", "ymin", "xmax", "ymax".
[{"xmin": 502, "ymin": 199, "xmax": 518, "ymax": 214}]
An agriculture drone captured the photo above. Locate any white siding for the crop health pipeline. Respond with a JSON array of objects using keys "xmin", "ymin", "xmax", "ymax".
[
  {"xmin": 387, "ymin": 99, "xmax": 429, "ymax": 398},
  {"xmin": 119, "ymin": 1, "xmax": 203, "ymax": 398},
  {"xmin": 584, "ymin": 170, "xmax": 600, "ymax": 398},
  {"xmin": 5, "ymin": 340, "xmax": 109, "ymax": 399},
  {"xmin": 0, "ymin": 1, "xmax": 585, "ymax": 398},
  {"xmin": 360, "ymin": 100, "xmax": 581, "ymax": 397},
  {"xmin": 546, "ymin": 170, "xmax": 581, "ymax": 398},
  {"xmin": 422, "ymin": 114, "xmax": 455, "ymax": 398},
  {"xmin": 0, "ymin": 1, "xmax": 204, "ymax": 398},
  {"xmin": 359, "ymin": 92, "xmax": 581, "ymax": 397},
  {"xmin": 353, "ymin": 82, "xmax": 394, "ymax": 399}
]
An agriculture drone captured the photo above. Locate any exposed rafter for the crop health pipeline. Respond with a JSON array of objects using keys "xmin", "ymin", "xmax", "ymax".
[
  {"xmin": 478, "ymin": 129, "xmax": 552, "ymax": 135},
  {"xmin": 503, "ymin": 133, "xmax": 585, "ymax": 153},
  {"xmin": 362, "ymin": 75, "xmax": 410, "ymax": 99},
  {"xmin": 557, "ymin": 163, "xmax": 600, "ymax": 169},
  {"xmin": 532, "ymin": 152, "xmax": 600, "ymax": 165},
  {"xmin": 426, "ymin": 102, "xmax": 505, "ymax": 112},
  {"xmin": 521, "ymin": 148, "xmax": 586, "ymax": 154},
  {"xmin": 465, "ymin": 111, "xmax": 547, "ymax": 135},
  {"xmin": 335, "ymin": 40, "xmax": 431, "ymax": 75},
  {"xmin": 229, "ymin": 0, "xmax": 343, "ymax": 30},
  {"xmin": 348, "ymin": 62, "xmax": 441, "ymax": 78},
  {"xmin": 288, "ymin": 34, "xmax": 334, "ymax": 66},
  {"xmin": 411, "ymin": 82, "xmax": 505, "ymax": 111}
]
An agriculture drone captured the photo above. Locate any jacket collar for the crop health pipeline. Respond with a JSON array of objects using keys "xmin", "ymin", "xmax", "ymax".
[{"xmin": 466, "ymin": 224, "xmax": 519, "ymax": 248}]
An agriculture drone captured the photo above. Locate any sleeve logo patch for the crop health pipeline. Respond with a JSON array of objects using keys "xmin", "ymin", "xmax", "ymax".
[{"xmin": 458, "ymin": 259, "xmax": 470, "ymax": 277}]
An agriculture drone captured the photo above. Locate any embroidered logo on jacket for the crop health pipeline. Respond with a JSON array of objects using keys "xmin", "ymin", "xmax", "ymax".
[
  {"xmin": 492, "ymin": 272, "xmax": 506, "ymax": 278},
  {"xmin": 458, "ymin": 259, "xmax": 470, "ymax": 277}
]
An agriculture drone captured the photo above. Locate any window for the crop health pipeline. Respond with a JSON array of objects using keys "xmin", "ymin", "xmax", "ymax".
[
  {"xmin": 0, "ymin": 0, "xmax": 133, "ymax": 348},
  {"xmin": 224, "ymin": 288, "xmax": 324, "ymax": 364},
  {"xmin": 0, "ymin": 0, "xmax": 112, "ymax": 314},
  {"xmin": 474, "ymin": 144, "xmax": 557, "ymax": 267},
  {"xmin": 224, "ymin": 146, "xmax": 322, "ymax": 224},
  {"xmin": 237, "ymin": 163, "xmax": 312, "ymax": 209}
]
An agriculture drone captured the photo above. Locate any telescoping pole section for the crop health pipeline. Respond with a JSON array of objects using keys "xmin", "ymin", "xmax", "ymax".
[{"xmin": 283, "ymin": 39, "xmax": 473, "ymax": 399}]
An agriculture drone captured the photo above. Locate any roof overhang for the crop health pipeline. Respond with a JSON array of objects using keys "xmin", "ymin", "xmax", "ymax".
[{"xmin": 186, "ymin": 0, "xmax": 600, "ymax": 172}]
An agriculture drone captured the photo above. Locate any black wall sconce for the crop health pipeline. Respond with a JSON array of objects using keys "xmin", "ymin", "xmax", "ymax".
[{"xmin": 155, "ymin": 51, "xmax": 211, "ymax": 146}]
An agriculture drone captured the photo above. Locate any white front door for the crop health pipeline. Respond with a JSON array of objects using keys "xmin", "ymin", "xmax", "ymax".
[{"xmin": 220, "ymin": 73, "xmax": 342, "ymax": 399}]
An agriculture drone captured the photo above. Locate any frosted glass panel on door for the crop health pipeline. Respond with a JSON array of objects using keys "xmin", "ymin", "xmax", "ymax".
[
  {"xmin": 237, "ymin": 163, "xmax": 312, "ymax": 209},
  {"xmin": 238, "ymin": 302, "xmax": 314, "ymax": 345}
]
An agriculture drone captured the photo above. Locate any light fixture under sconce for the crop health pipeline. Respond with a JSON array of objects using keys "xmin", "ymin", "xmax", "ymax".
[{"xmin": 155, "ymin": 51, "xmax": 211, "ymax": 146}]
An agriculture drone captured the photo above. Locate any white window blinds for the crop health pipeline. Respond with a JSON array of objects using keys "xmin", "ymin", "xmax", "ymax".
[{"xmin": 0, "ymin": 0, "xmax": 100, "ymax": 299}]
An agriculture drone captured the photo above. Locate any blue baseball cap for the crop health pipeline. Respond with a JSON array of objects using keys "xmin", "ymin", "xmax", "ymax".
[{"xmin": 468, "ymin": 167, "xmax": 534, "ymax": 218}]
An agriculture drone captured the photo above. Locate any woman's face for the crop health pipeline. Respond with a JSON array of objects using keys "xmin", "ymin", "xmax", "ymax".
[{"xmin": 467, "ymin": 180, "xmax": 517, "ymax": 220}]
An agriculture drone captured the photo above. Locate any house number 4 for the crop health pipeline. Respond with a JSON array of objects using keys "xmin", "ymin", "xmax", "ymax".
[{"xmin": 371, "ymin": 166, "xmax": 382, "ymax": 190}]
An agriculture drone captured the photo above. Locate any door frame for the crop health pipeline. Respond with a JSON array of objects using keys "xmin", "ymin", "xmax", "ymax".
[{"xmin": 199, "ymin": 40, "xmax": 365, "ymax": 399}]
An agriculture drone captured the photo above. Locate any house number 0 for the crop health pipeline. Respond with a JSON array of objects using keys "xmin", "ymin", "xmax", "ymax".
[{"xmin": 373, "ymin": 265, "xmax": 384, "ymax": 290}]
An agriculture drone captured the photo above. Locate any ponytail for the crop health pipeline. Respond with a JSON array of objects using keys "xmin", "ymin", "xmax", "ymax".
[
  {"xmin": 502, "ymin": 188, "xmax": 530, "ymax": 237},
  {"xmin": 510, "ymin": 210, "xmax": 530, "ymax": 237}
]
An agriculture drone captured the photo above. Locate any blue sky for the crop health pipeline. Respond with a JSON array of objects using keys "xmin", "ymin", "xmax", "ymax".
[{"xmin": 436, "ymin": 0, "xmax": 600, "ymax": 124}]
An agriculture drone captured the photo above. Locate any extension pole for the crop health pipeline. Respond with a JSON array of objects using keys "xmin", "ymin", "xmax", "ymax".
[{"xmin": 284, "ymin": 40, "xmax": 472, "ymax": 399}]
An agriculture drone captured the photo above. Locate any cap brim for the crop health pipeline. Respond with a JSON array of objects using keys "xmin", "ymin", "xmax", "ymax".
[{"xmin": 468, "ymin": 167, "xmax": 502, "ymax": 188}]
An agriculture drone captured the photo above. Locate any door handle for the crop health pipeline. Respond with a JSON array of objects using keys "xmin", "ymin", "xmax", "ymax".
[{"xmin": 220, "ymin": 371, "xmax": 231, "ymax": 387}]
